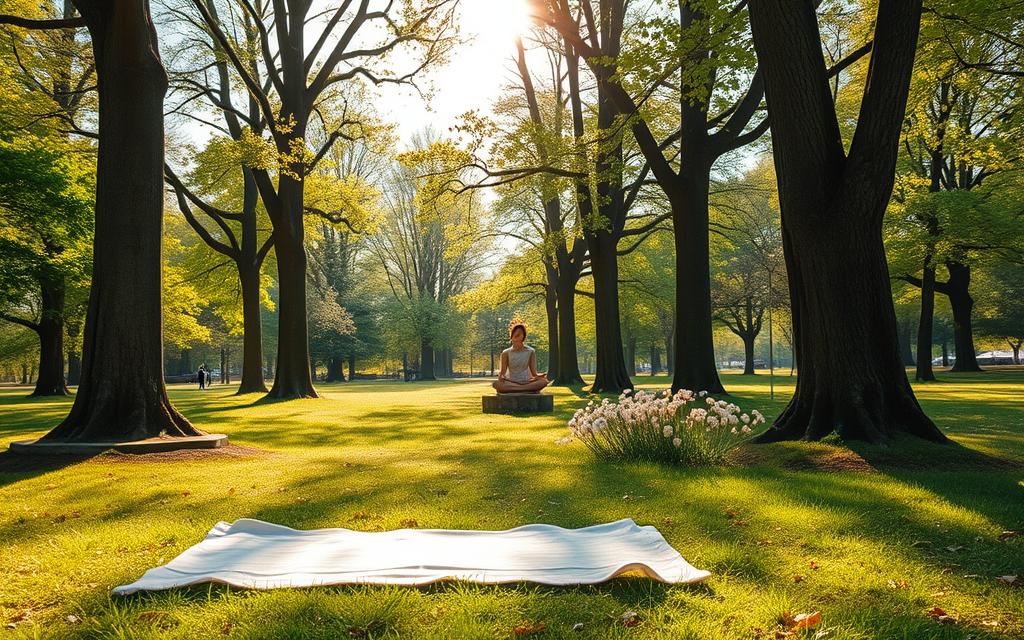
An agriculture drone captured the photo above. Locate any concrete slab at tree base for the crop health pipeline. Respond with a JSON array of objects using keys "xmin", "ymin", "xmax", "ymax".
[
  {"xmin": 482, "ymin": 393, "xmax": 554, "ymax": 414},
  {"xmin": 8, "ymin": 434, "xmax": 229, "ymax": 455}
]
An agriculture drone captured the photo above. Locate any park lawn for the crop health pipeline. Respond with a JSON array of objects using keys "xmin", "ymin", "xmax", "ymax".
[{"xmin": 0, "ymin": 370, "xmax": 1022, "ymax": 639}]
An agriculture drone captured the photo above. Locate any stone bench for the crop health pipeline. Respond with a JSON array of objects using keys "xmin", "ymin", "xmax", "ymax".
[{"xmin": 482, "ymin": 393, "xmax": 554, "ymax": 414}]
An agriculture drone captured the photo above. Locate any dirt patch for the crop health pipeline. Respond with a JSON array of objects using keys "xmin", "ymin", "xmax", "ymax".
[
  {"xmin": 94, "ymin": 444, "xmax": 271, "ymax": 463},
  {"xmin": 730, "ymin": 442, "xmax": 1024, "ymax": 473},
  {"xmin": 0, "ymin": 444, "xmax": 271, "ymax": 473}
]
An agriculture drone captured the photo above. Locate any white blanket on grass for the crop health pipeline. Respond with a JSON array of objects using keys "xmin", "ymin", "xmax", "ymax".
[{"xmin": 113, "ymin": 518, "xmax": 710, "ymax": 595}]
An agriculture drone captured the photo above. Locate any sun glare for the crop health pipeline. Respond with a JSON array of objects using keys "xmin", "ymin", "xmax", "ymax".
[{"xmin": 464, "ymin": 0, "xmax": 531, "ymax": 49}]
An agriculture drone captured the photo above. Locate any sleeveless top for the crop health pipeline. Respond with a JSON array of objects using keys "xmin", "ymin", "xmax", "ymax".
[{"xmin": 504, "ymin": 346, "xmax": 534, "ymax": 383}]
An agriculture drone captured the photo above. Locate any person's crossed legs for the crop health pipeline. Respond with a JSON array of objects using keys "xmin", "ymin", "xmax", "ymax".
[{"xmin": 492, "ymin": 376, "xmax": 550, "ymax": 394}]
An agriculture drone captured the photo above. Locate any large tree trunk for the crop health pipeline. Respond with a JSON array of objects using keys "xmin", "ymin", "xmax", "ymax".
[
  {"xmin": 544, "ymin": 277, "xmax": 560, "ymax": 382},
  {"xmin": 670, "ymin": 141, "xmax": 724, "ymax": 394},
  {"xmin": 898, "ymin": 319, "xmax": 915, "ymax": 367},
  {"xmin": 749, "ymin": 0, "xmax": 945, "ymax": 444},
  {"xmin": 31, "ymin": 274, "xmax": 69, "ymax": 396},
  {"xmin": 946, "ymin": 261, "xmax": 981, "ymax": 372},
  {"xmin": 348, "ymin": 351, "xmax": 356, "ymax": 380},
  {"xmin": 742, "ymin": 332, "xmax": 756, "ymax": 376},
  {"xmin": 915, "ymin": 261, "xmax": 936, "ymax": 381},
  {"xmin": 1010, "ymin": 340, "xmax": 1021, "ymax": 365},
  {"xmin": 267, "ymin": 196, "xmax": 318, "ymax": 397},
  {"xmin": 588, "ymin": 231, "xmax": 633, "ymax": 393},
  {"xmin": 420, "ymin": 339, "xmax": 436, "ymax": 381},
  {"xmin": 43, "ymin": 0, "xmax": 201, "ymax": 441},
  {"xmin": 553, "ymin": 274, "xmax": 583, "ymax": 385},
  {"xmin": 326, "ymin": 356, "xmax": 345, "ymax": 382},
  {"xmin": 236, "ymin": 259, "xmax": 267, "ymax": 393},
  {"xmin": 650, "ymin": 345, "xmax": 661, "ymax": 376}
]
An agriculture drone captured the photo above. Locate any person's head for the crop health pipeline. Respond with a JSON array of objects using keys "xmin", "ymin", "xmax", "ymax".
[{"xmin": 509, "ymin": 322, "xmax": 527, "ymax": 347}]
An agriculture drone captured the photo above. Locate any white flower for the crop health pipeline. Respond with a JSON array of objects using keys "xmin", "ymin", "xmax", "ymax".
[
  {"xmin": 741, "ymin": 414, "xmax": 750, "ymax": 424},
  {"xmin": 592, "ymin": 417, "xmax": 608, "ymax": 432},
  {"xmin": 698, "ymin": 390, "xmax": 707, "ymax": 397},
  {"xmin": 672, "ymin": 437, "xmax": 682, "ymax": 448},
  {"xmin": 707, "ymin": 416, "xmax": 719, "ymax": 428},
  {"xmin": 663, "ymin": 425, "xmax": 674, "ymax": 438},
  {"xmin": 741, "ymin": 425, "xmax": 752, "ymax": 434}
]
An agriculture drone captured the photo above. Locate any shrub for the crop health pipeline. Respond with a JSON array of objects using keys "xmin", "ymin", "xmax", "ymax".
[{"xmin": 568, "ymin": 389, "xmax": 766, "ymax": 465}]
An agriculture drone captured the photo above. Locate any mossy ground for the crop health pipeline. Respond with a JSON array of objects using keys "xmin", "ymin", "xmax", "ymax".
[{"xmin": 0, "ymin": 369, "xmax": 1021, "ymax": 639}]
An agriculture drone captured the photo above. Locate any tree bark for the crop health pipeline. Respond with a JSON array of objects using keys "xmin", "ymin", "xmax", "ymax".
[
  {"xmin": 544, "ymin": 275, "xmax": 560, "ymax": 382},
  {"xmin": 30, "ymin": 274, "xmax": 69, "ymax": 396},
  {"xmin": 670, "ymin": 112, "xmax": 724, "ymax": 394},
  {"xmin": 236, "ymin": 258, "xmax": 267, "ymax": 392},
  {"xmin": 1009, "ymin": 340, "xmax": 1021, "ymax": 365},
  {"xmin": 348, "ymin": 351, "xmax": 355, "ymax": 380},
  {"xmin": 42, "ymin": 0, "xmax": 202, "ymax": 441},
  {"xmin": 898, "ymin": 319, "xmax": 915, "ymax": 367},
  {"xmin": 553, "ymin": 270, "xmax": 584, "ymax": 385},
  {"xmin": 742, "ymin": 332, "xmax": 756, "ymax": 376},
  {"xmin": 749, "ymin": 0, "xmax": 945, "ymax": 443},
  {"xmin": 588, "ymin": 231, "xmax": 633, "ymax": 392},
  {"xmin": 266, "ymin": 198, "xmax": 318, "ymax": 397},
  {"xmin": 650, "ymin": 345, "xmax": 661, "ymax": 376},
  {"xmin": 946, "ymin": 261, "xmax": 981, "ymax": 372},
  {"xmin": 941, "ymin": 339, "xmax": 949, "ymax": 366},
  {"xmin": 915, "ymin": 261, "xmax": 937, "ymax": 381},
  {"xmin": 326, "ymin": 356, "xmax": 345, "ymax": 382},
  {"xmin": 420, "ymin": 339, "xmax": 436, "ymax": 381}
]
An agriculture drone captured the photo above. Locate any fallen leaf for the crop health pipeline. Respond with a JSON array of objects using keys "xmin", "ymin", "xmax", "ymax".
[
  {"xmin": 400, "ymin": 518, "xmax": 419, "ymax": 528},
  {"xmin": 572, "ymin": 622, "xmax": 584, "ymax": 632},
  {"xmin": 66, "ymin": 614, "xmax": 80, "ymax": 624},
  {"xmin": 181, "ymin": 491, "xmax": 191, "ymax": 497},
  {"xmin": 808, "ymin": 560, "xmax": 819, "ymax": 570},
  {"xmin": 945, "ymin": 545, "xmax": 966, "ymax": 552},
  {"xmin": 996, "ymin": 575, "xmax": 1019, "ymax": 586},
  {"xmin": 221, "ymin": 621, "xmax": 233, "ymax": 635},
  {"xmin": 792, "ymin": 575, "xmax": 804, "ymax": 583},
  {"xmin": 911, "ymin": 540, "xmax": 932, "ymax": 548},
  {"xmin": 227, "ymin": 487, "xmax": 236, "ymax": 496},
  {"xmin": 887, "ymin": 579, "xmax": 909, "ymax": 589},
  {"xmin": 621, "ymin": 611, "xmax": 640, "ymax": 627},
  {"xmin": 725, "ymin": 509, "xmax": 738, "ymax": 519},
  {"xmin": 732, "ymin": 519, "xmax": 749, "ymax": 527},
  {"xmin": 757, "ymin": 539, "xmax": 773, "ymax": 546},
  {"xmin": 789, "ymin": 612, "xmax": 821, "ymax": 630},
  {"xmin": 982, "ymin": 620, "xmax": 999, "ymax": 627},
  {"xmin": 513, "ymin": 621, "xmax": 547, "ymax": 636},
  {"xmin": 998, "ymin": 530, "xmax": 1019, "ymax": 541},
  {"xmin": 927, "ymin": 607, "xmax": 955, "ymax": 625}
]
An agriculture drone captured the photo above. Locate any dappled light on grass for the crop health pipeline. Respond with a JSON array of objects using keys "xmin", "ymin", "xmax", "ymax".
[{"xmin": 0, "ymin": 370, "xmax": 1022, "ymax": 637}]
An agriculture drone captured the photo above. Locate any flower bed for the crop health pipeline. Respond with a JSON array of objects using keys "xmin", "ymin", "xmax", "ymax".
[{"xmin": 568, "ymin": 389, "xmax": 766, "ymax": 465}]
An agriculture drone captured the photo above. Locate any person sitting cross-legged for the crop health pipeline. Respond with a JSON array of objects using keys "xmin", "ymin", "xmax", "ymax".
[{"xmin": 492, "ymin": 321, "xmax": 550, "ymax": 394}]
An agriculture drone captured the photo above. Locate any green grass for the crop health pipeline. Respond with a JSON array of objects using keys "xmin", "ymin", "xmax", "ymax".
[{"xmin": 0, "ymin": 369, "xmax": 1022, "ymax": 639}]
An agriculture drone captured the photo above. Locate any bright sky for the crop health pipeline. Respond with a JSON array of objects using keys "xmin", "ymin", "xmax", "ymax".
[{"xmin": 378, "ymin": 0, "xmax": 532, "ymax": 146}]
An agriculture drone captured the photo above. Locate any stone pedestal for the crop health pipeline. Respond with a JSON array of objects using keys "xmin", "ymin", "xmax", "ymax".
[
  {"xmin": 482, "ymin": 393, "xmax": 554, "ymax": 414},
  {"xmin": 8, "ymin": 434, "xmax": 228, "ymax": 455}
]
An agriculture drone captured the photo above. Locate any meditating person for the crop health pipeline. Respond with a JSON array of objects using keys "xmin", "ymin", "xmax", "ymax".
[{"xmin": 493, "ymin": 321, "xmax": 550, "ymax": 394}]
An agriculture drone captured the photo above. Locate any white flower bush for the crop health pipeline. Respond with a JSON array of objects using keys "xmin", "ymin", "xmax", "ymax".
[{"xmin": 568, "ymin": 389, "xmax": 766, "ymax": 465}]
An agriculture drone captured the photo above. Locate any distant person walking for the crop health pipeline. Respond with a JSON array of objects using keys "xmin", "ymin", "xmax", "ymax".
[{"xmin": 197, "ymin": 365, "xmax": 206, "ymax": 390}]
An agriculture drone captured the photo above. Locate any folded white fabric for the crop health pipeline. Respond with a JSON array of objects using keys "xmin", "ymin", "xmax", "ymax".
[{"xmin": 113, "ymin": 518, "xmax": 710, "ymax": 595}]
